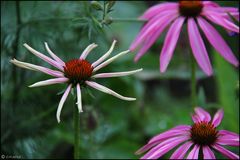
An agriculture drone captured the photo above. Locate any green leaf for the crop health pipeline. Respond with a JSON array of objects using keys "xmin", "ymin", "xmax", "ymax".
[{"xmin": 213, "ymin": 50, "xmax": 239, "ymax": 131}]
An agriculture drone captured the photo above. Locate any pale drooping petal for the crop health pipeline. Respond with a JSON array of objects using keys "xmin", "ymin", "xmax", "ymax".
[
  {"xmin": 140, "ymin": 2, "xmax": 178, "ymax": 20},
  {"xmin": 130, "ymin": 11, "xmax": 178, "ymax": 52},
  {"xmin": 76, "ymin": 83, "xmax": 83, "ymax": 113},
  {"xmin": 141, "ymin": 136, "xmax": 189, "ymax": 159},
  {"xmin": 56, "ymin": 84, "xmax": 72, "ymax": 123},
  {"xmin": 186, "ymin": 144, "xmax": 200, "ymax": 159},
  {"xmin": 194, "ymin": 107, "xmax": 211, "ymax": 122},
  {"xmin": 92, "ymin": 68, "xmax": 143, "ymax": 78},
  {"xmin": 93, "ymin": 50, "xmax": 130, "ymax": 72},
  {"xmin": 197, "ymin": 17, "xmax": 239, "ymax": 67},
  {"xmin": 10, "ymin": 59, "xmax": 64, "ymax": 77},
  {"xmin": 170, "ymin": 141, "xmax": 193, "ymax": 159},
  {"xmin": 212, "ymin": 144, "xmax": 239, "ymax": 159},
  {"xmin": 188, "ymin": 18, "xmax": 213, "ymax": 76},
  {"xmin": 134, "ymin": 13, "xmax": 178, "ymax": 62},
  {"xmin": 44, "ymin": 42, "xmax": 65, "ymax": 67},
  {"xmin": 202, "ymin": 10, "xmax": 239, "ymax": 33},
  {"xmin": 212, "ymin": 109, "xmax": 224, "ymax": 127},
  {"xmin": 80, "ymin": 43, "xmax": 98, "ymax": 59},
  {"xmin": 203, "ymin": 146, "xmax": 216, "ymax": 159},
  {"xmin": 160, "ymin": 17, "xmax": 185, "ymax": 73},
  {"xmin": 23, "ymin": 43, "xmax": 64, "ymax": 71},
  {"xmin": 29, "ymin": 77, "xmax": 69, "ymax": 87},
  {"xmin": 85, "ymin": 81, "xmax": 136, "ymax": 101},
  {"xmin": 92, "ymin": 40, "xmax": 117, "ymax": 67},
  {"xmin": 136, "ymin": 125, "xmax": 191, "ymax": 155}
]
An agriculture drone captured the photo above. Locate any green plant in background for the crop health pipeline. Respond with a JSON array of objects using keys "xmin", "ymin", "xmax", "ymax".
[{"xmin": 1, "ymin": 1, "xmax": 239, "ymax": 159}]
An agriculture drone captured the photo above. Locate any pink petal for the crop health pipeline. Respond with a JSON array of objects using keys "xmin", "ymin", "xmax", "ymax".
[
  {"xmin": 186, "ymin": 144, "xmax": 200, "ymax": 159},
  {"xmin": 140, "ymin": 2, "xmax": 178, "ymax": 20},
  {"xmin": 194, "ymin": 107, "xmax": 211, "ymax": 122},
  {"xmin": 136, "ymin": 125, "xmax": 191, "ymax": 155},
  {"xmin": 130, "ymin": 11, "xmax": 178, "ymax": 52},
  {"xmin": 149, "ymin": 125, "xmax": 191, "ymax": 143},
  {"xmin": 23, "ymin": 43, "xmax": 64, "ymax": 71},
  {"xmin": 217, "ymin": 137, "xmax": 239, "ymax": 146},
  {"xmin": 170, "ymin": 141, "xmax": 193, "ymax": 159},
  {"xmin": 202, "ymin": 10, "xmax": 239, "ymax": 33},
  {"xmin": 219, "ymin": 130, "xmax": 239, "ymax": 137},
  {"xmin": 141, "ymin": 136, "xmax": 189, "ymax": 159},
  {"xmin": 203, "ymin": 146, "xmax": 216, "ymax": 159},
  {"xmin": 202, "ymin": 1, "xmax": 219, "ymax": 7},
  {"xmin": 212, "ymin": 109, "xmax": 224, "ymax": 127},
  {"xmin": 29, "ymin": 77, "xmax": 68, "ymax": 87},
  {"xmin": 135, "ymin": 141, "xmax": 160, "ymax": 155},
  {"xmin": 217, "ymin": 131, "xmax": 239, "ymax": 146},
  {"xmin": 160, "ymin": 17, "xmax": 185, "ymax": 73},
  {"xmin": 134, "ymin": 14, "xmax": 178, "ymax": 62},
  {"xmin": 187, "ymin": 18, "xmax": 213, "ymax": 76},
  {"xmin": 191, "ymin": 114, "xmax": 201, "ymax": 123},
  {"xmin": 56, "ymin": 84, "xmax": 72, "ymax": 123},
  {"xmin": 197, "ymin": 17, "xmax": 239, "ymax": 67},
  {"xmin": 212, "ymin": 144, "xmax": 239, "ymax": 159}
]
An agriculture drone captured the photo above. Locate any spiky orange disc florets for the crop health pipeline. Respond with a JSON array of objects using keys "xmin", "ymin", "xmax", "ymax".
[
  {"xmin": 64, "ymin": 59, "xmax": 93, "ymax": 85},
  {"xmin": 191, "ymin": 121, "xmax": 218, "ymax": 146}
]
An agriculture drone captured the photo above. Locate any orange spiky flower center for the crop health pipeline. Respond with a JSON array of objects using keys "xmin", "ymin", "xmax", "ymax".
[
  {"xmin": 64, "ymin": 59, "xmax": 93, "ymax": 85},
  {"xmin": 191, "ymin": 121, "xmax": 218, "ymax": 146},
  {"xmin": 179, "ymin": 1, "xmax": 203, "ymax": 17}
]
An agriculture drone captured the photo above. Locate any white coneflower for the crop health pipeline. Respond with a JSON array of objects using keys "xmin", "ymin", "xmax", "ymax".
[{"xmin": 11, "ymin": 40, "xmax": 142, "ymax": 123}]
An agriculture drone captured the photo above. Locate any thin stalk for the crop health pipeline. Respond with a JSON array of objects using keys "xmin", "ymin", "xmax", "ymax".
[
  {"xmin": 74, "ymin": 103, "xmax": 80, "ymax": 159},
  {"xmin": 190, "ymin": 54, "xmax": 197, "ymax": 108}
]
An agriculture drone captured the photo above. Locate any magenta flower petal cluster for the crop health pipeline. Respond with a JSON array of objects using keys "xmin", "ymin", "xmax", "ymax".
[
  {"xmin": 136, "ymin": 107, "xmax": 239, "ymax": 159},
  {"xmin": 10, "ymin": 40, "xmax": 142, "ymax": 123},
  {"xmin": 130, "ymin": 1, "xmax": 239, "ymax": 76}
]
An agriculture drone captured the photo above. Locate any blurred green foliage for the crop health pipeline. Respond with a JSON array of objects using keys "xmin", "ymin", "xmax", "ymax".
[{"xmin": 1, "ymin": 1, "xmax": 239, "ymax": 159}]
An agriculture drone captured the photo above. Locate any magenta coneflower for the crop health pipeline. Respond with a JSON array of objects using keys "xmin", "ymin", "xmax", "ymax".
[
  {"xmin": 10, "ymin": 40, "xmax": 142, "ymax": 123},
  {"xmin": 136, "ymin": 107, "xmax": 239, "ymax": 159},
  {"xmin": 130, "ymin": 1, "xmax": 239, "ymax": 76}
]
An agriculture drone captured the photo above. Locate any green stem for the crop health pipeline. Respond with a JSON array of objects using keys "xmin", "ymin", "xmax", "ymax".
[
  {"xmin": 74, "ymin": 105, "xmax": 80, "ymax": 159},
  {"xmin": 190, "ymin": 54, "xmax": 197, "ymax": 108}
]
